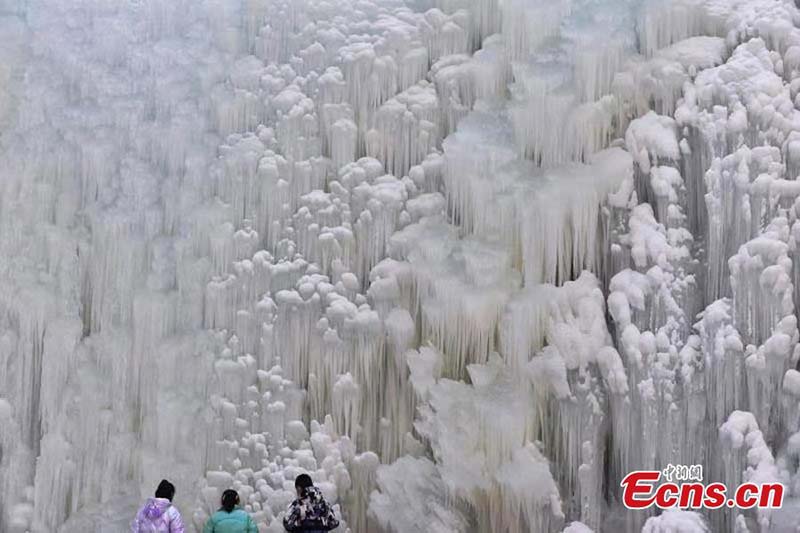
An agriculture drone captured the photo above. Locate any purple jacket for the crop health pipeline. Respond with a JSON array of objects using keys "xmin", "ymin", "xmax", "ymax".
[{"xmin": 131, "ymin": 497, "xmax": 186, "ymax": 533}]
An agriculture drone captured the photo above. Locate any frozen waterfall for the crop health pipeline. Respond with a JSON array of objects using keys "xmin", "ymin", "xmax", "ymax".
[{"xmin": 2, "ymin": 0, "xmax": 800, "ymax": 531}]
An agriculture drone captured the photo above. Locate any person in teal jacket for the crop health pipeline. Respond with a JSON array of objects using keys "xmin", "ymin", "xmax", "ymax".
[{"xmin": 203, "ymin": 490, "xmax": 258, "ymax": 533}]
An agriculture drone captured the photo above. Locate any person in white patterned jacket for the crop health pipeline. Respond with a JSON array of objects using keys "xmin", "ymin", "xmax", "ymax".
[{"xmin": 283, "ymin": 474, "xmax": 340, "ymax": 533}]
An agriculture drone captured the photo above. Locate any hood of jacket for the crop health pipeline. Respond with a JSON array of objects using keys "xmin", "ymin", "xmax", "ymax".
[{"xmin": 143, "ymin": 497, "xmax": 172, "ymax": 520}]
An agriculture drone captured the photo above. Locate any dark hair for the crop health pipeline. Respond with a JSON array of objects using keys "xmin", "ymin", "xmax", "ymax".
[
  {"xmin": 155, "ymin": 480, "xmax": 175, "ymax": 501},
  {"xmin": 295, "ymin": 474, "xmax": 313, "ymax": 491},
  {"xmin": 221, "ymin": 489, "xmax": 240, "ymax": 513}
]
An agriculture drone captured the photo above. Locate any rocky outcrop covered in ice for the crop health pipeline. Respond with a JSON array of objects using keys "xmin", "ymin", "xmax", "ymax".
[{"xmin": 3, "ymin": 0, "xmax": 800, "ymax": 532}]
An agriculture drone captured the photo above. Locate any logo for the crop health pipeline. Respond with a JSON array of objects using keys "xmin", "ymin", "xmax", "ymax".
[{"xmin": 620, "ymin": 465, "xmax": 784, "ymax": 510}]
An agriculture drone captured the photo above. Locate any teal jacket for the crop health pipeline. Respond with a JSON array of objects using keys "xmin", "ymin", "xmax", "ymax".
[{"xmin": 203, "ymin": 509, "xmax": 258, "ymax": 533}]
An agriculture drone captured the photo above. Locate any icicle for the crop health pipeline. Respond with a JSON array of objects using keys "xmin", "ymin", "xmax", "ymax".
[
  {"xmin": 720, "ymin": 411, "xmax": 787, "ymax": 533},
  {"xmin": 501, "ymin": 0, "xmax": 571, "ymax": 62},
  {"xmin": 366, "ymin": 82, "xmax": 440, "ymax": 179},
  {"xmin": 472, "ymin": 34, "xmax": 511, "ymax": 103},
  {"xmin": 637, "ymin": 0, "xmax": 721, "ymax": 58}
]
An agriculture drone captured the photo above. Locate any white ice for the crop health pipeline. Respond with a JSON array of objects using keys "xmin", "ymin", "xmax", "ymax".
[{"xmin": 3, "ymin": 0, "xmax": 800, "ymax": 532}]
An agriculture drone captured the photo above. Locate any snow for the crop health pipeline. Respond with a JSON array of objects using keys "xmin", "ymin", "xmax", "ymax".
[
  {"xmin": 564, "ymin": 522, "xmax": 596, "ymax": 533},
  {"xmin": 369, "ymin": 456, "xmax": 467, "ymax": 533},
  {"xmin": 4, "ymin": 0, "xmax": 800, "ymax": 532},
  {"xmin": 641, "ymin": 509, "xmax": 709, "ymax": 533},
  {"xmin": 719, "ymin": 410, "xmax": 786, "ymax": 532}
]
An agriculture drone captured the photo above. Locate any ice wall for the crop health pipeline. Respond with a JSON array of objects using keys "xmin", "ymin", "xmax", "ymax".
[{"xmin": 2, "ymin": 0, "xmax": 800, "ymax": 532}]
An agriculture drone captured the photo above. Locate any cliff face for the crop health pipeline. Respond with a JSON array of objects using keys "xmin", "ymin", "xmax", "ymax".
[{"xmin": 1, "ymin": 0, "xmax": 800, "ymax": 532}]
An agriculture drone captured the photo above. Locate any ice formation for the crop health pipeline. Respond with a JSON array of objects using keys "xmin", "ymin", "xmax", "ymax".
[{"xmin": 3, "ymin": 0, "xmax": 800, "ymax": 532}]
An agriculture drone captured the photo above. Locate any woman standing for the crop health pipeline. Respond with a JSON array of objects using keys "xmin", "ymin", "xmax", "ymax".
[
  {"xmin": 131, "ymin": 479, "xmax": 186, "ymax": 533},
  {"xmin": 203, "ymin": 489, "xmax": 258, "ymax": 533}
]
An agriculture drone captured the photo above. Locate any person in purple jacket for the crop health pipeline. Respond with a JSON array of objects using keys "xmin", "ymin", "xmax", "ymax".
[{"xmin": 131, "ymin": 479, "xmax": 186, "ymax": 533}]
